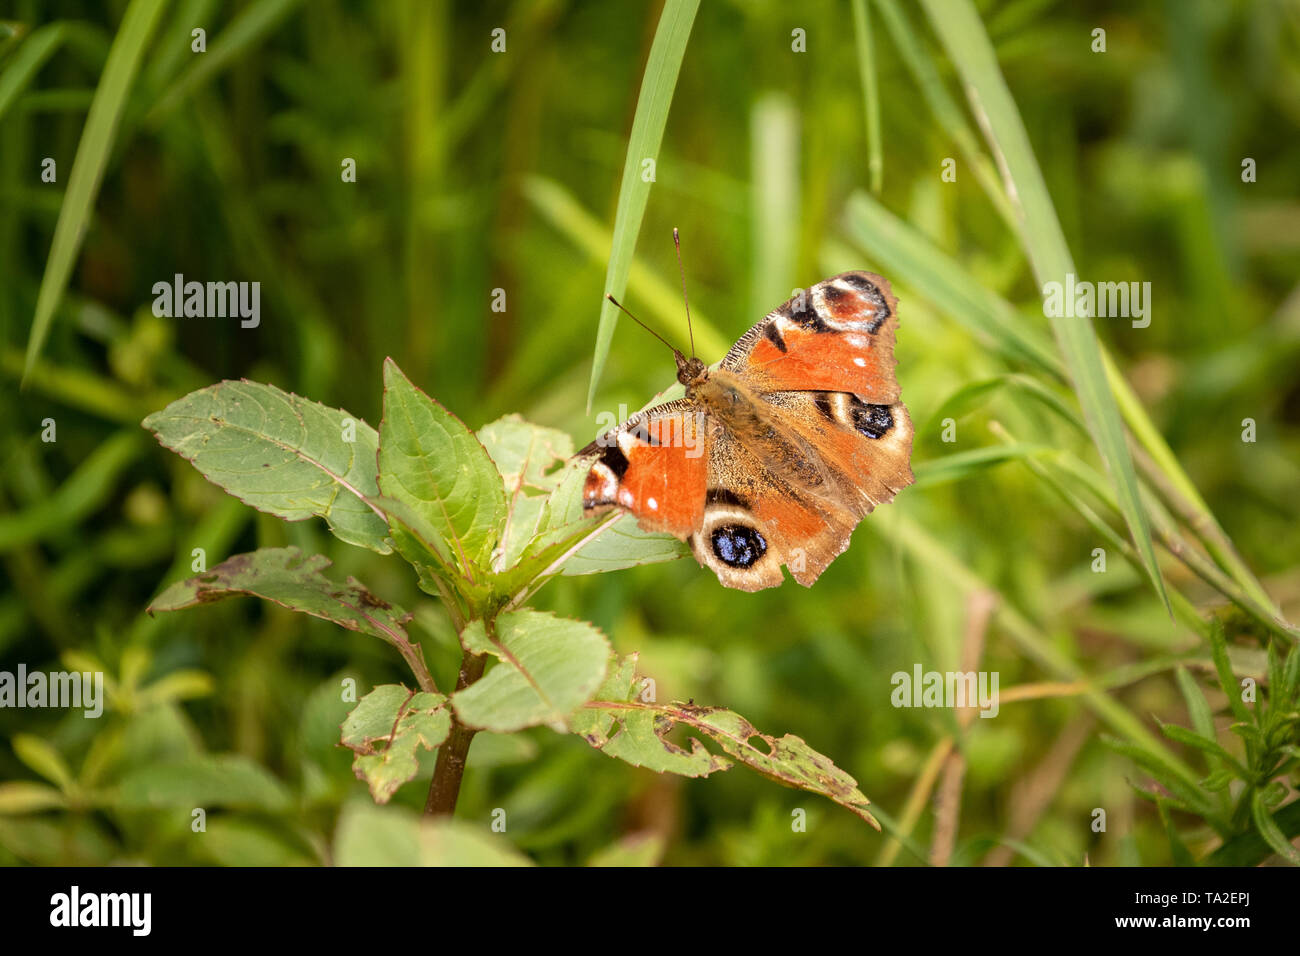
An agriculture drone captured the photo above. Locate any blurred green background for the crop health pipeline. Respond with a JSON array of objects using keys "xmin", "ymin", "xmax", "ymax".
[{"xmin": 2, "ymin": 0, "xmax": 1299, "ymax": 866}]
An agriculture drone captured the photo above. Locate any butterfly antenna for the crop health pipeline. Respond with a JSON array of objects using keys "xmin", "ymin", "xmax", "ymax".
[
  {"xmin": 673, "ymin": 227, "xmax": 696, "ymax": 359},
  {"xmin": 605, "ymin": 294, "xmax": 681, "ymax": 358}
]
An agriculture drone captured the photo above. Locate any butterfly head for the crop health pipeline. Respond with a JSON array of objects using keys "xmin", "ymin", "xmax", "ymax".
[{"xmin": 674, "ymin": 351, "xmax": 708, "ymax": 389}]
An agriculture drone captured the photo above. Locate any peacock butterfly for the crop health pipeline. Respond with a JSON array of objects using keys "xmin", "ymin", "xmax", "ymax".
[{"xmin": 579, "ymin": 264, "xmax": 913, "ymax": 592}]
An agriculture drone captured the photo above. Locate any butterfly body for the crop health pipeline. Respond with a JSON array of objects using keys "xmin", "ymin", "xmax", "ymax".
[{"xmin": 581, "ymin": 271, "xmax": 913, "ymax": 591}]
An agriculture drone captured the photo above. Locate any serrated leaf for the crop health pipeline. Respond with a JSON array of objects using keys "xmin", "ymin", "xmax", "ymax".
[
  {"xmin": 579, "ymin": 656, "xmax": 877, "ymax": 826},
  {"xmin": 378, "ymin": 359, "xmax": 506, "ymax": 574},
  {"xmin": 451, "ymin": 610, "xmax": 610, "ymax": 733},
  {"xmin": 147, "ymin": 547, "xmax": 416, "ymax": 654},
  {"xmin": 142, "ymin": 379, "xmax": 390, "ymax": 553},
  {"xmin": 370, "ymin": 494, "xmax": 457, "ymax": 596},
  {"xmin": 477, "ymin": 414, "xmax": 574, "ymax": 572},
  {"xmin": 341, "ymin": 685, "xmax": 451, "ymax": 803},
  {"xmin": 116, "ymin": 754, "xmax": 292, "ymax": 810}
]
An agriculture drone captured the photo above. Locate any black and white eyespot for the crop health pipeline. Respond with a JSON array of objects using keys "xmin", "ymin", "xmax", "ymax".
[
  {"xmin": 850, "ymin": 399, "xmax": 893, "ymax": 439},
  {"xmin": 710, "ymin": 524, "xmax": 766, "ymax": 568},
  {"xmin": 809, "ymin": 274, "xmax": 890, "ymax": 333}
]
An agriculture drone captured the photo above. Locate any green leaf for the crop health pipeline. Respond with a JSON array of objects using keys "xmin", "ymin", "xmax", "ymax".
[
  {"xmin": 587, "ymin": 832, "xmax": 665, "ymax": 867},
  {"xmin": 11, "ymin": 735, "xmax": 74, "ymax": 791},
  {"xmin": 199, "ymin": 818, "xmax": 318, "ymax": 867},
  {"xmin": 1200, "ymin": 769, "xmax": 1236, "ymax": 792},
  {"xmin": 587, "ymin": 0, "xmax": 701, "ymax": 408},
  {"xmin": 579, "ymin": 655, "xmax": 878, "ymax": 826},
  {"xmin": 136, "ymin": 669, "xmax": 214, "ymax": 707},
  {"xmin": 147, "ymin": 547, "xmax": 435, "ymax": 690},
  {"xmin": 116, "ymin": 754, "xmax": 292, "ymax": 810},
  {"xmin": 1207, "ymin": 799, "xmax": 1300, "ymax": 866},
  {"xmin": 451, "ymin": 610, "xmax": 611, "ymax": 733},
  {"xmin": 142, "ymin": 380, "xmax": 391, "ymax": 553},
  {"xmin": 918, "ymin": 0, "xmax": 1170, "ymax": 615},
  {"xmin": 340, "ymin": 685, "xmax": 451, "ymax": 804},
  {"xmin": 370, "ymin": 495, "xmax": 457, "ymax": 600},
  {"xmin": 1250, "ymin": 792, "xmax": 1300, "ymax": 865},
  {"xmin": 1156, "ymin": 800, "xmax": 1196, "ymax": 867},
  {"xmin": 333, "ymin": 801, "xmax": 532, "ymax": 866},
  {"xmin": 1157, "ymin": 723, "xmax": 1244, "ymax": 776},
  {"xmin": 148, "ymin": 547, "xmax": 412, "ymax": 652},
  {"xmin": 23, "ymin": 0, "xmax": 169, "ymax": 378},
  {"xmin": 1174, "ymin": 666, "xmax": 1217, "ymax": 743},
  {"xmin": 1281, "ymin": 641, "xmax": 1300, "ymax": 704},
  {"xmin": 1102, "ymin": 736, "xmax": 1220, "ymax": 823},
  {"xmin": 0, "ymin": 431, "xmax": 144, "ymax": 553},
  {"xmin": 477, "ymin": 414, "xmax": 574, "ymax": 571},
  {"xmin": 378, "ymin": 358, "xmax": 506, "ymax": 575},
  {"xmin": 0, "ymin": 781, "xmax": 68, "ymax": 814},
  {"xmin": 1208, "ymin": 622, "xmax": 1253, "ymax": 726}
]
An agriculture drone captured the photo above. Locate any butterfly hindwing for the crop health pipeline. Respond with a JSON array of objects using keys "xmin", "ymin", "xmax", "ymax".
[
  {"xmin": 688, "ymin": 427, "xmax": 860, "ymax": 591},
  {"xmin": 579, "ymin": 268, "xmax": 912, "ymax": 591}
]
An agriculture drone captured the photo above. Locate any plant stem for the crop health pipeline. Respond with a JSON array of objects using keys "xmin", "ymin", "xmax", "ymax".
[{"xmin": 424, "ymin": 645, "xmax": 488, "ymax": 816}]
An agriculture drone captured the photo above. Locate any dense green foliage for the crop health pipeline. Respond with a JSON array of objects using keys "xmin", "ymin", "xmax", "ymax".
[{"xmin": 2, "ymin": 0, "xmax": 1298, "ymax": 866}]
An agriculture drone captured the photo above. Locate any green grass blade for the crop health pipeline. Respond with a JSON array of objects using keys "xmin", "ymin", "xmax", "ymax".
[
  {"xmin": 524, "ymin": 175, "xmax": 726, "ymax": 358},
  {"xmin": 919, "ymin": 0, "xmax": 1171, "ymax": 615},
  {"xmin": 586, "ymin": 0, "xmax": 700, "ymax": 410},
  {"xmin": 873, "ymin": 0, "xmax": 1017, "ymax": 231},
  {"xmin": 144, "ymin": 0, "xmax": 301, "ymax": 122},
  {"xmin": 0, "ymin": 23, "xmax": 67, "ymax": 126},
  {"xmin": 850, "ymin": 0, "xmax": 882, "ymax": 193},
  {"xmin": 749, "ymin": 93, "xmax": 799, "ymax": 322},
  {"xmin": 22, "ymin": 0, "xmax": 168, "ymax": 381},
  {"xmin": 842, "ymin": 191, "xmax": 1063, "ymax": 377}
]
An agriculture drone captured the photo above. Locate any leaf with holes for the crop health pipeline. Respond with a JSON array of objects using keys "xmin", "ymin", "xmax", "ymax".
[
  {"xmin": 451, "ymin": 610, "xmax": 610, "ymax": 733},
  {"xmin": 341, "ymin": 685, "xmax": 451, "ymax": 804},
  {"xmin": 578, "ymin": 654, "xmax": 878, "ymax": 825},
  {"xmin": 142, "ymin": 380, "xmax": 390, "ymax": 553}
]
